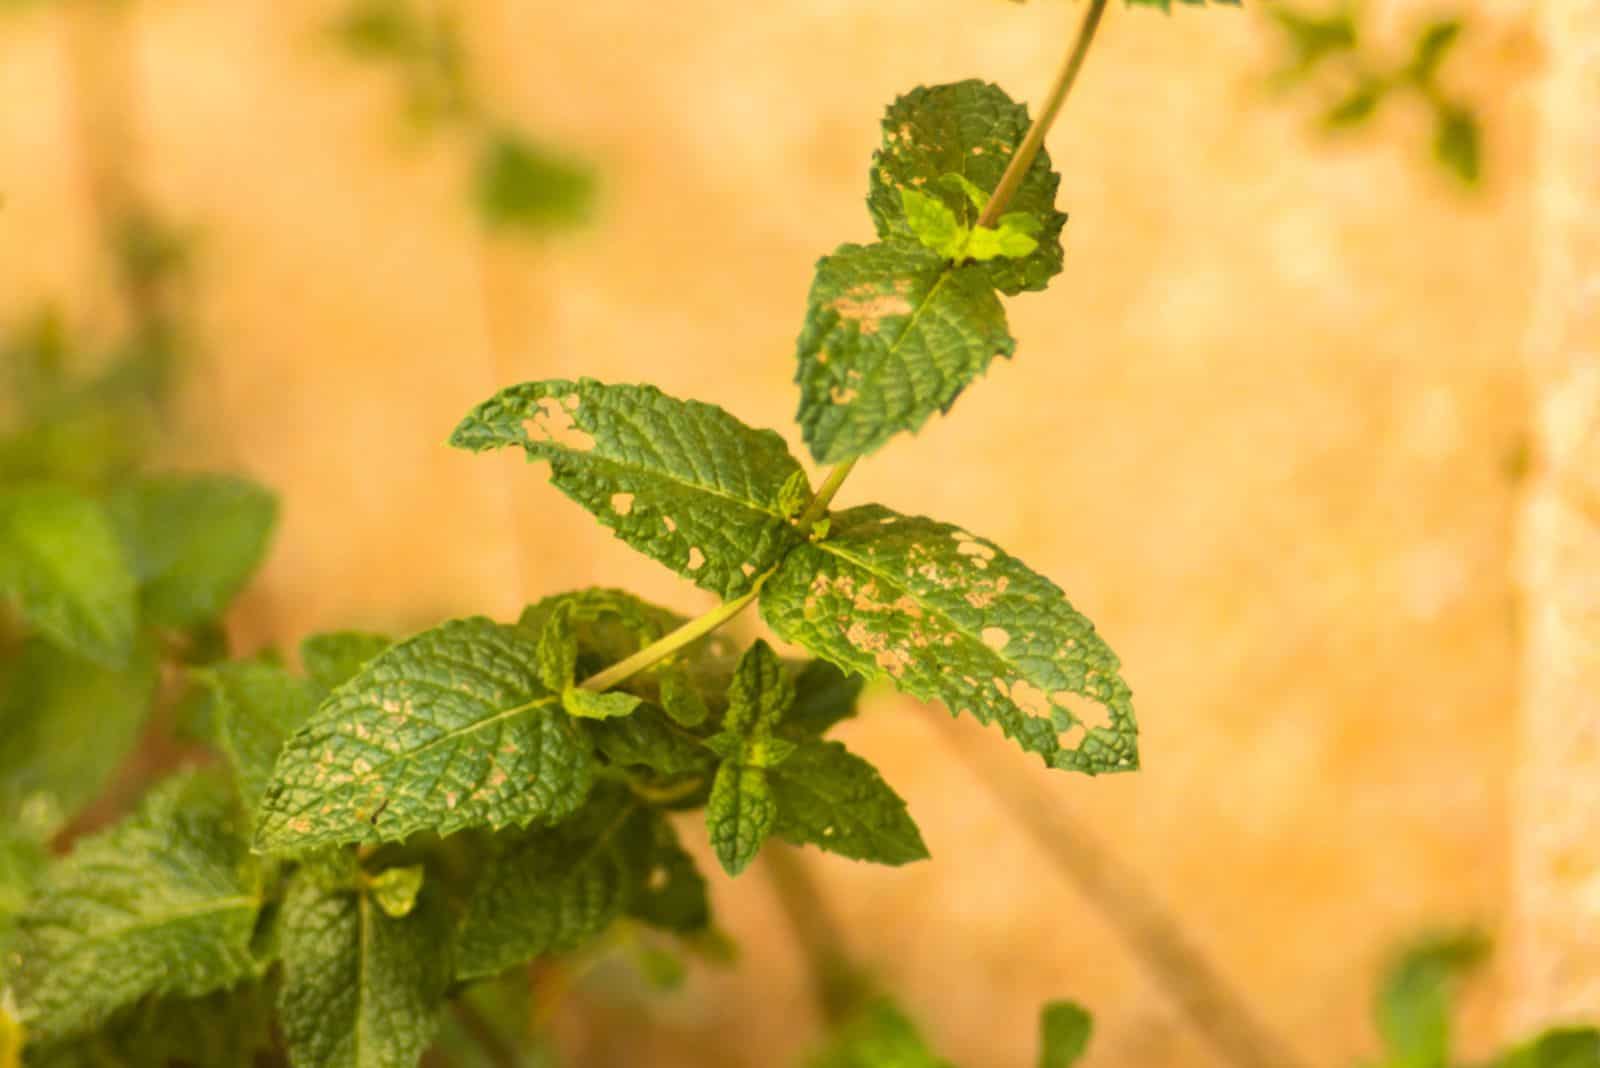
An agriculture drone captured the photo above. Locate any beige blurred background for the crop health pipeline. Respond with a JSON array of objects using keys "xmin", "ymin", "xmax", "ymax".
[{"xmin": 3, "ymin": 0, "xmax": 1595, "ymax": 1064}]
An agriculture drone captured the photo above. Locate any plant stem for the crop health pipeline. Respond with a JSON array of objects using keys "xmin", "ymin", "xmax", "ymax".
[
  {"xmin": 796, "ymin": 459, "xmax": 857, "ymax": 533},
  {"xmin": 978, "ymin": 0, "xmax": 1110, "ymax": 228},
  {"xmin": 577, "ymin": 581, "xmax": 766, "ymax": 692}
]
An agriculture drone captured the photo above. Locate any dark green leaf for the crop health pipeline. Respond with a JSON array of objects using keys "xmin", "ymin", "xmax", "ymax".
[
  {"xmin": 706, "ymin": 762, "xmax": 775, "ymax": 877},
  {"xmin": 1410, "ymin": 19, "xmax": 1463, "ymax": 84},
  {"xmin": 476, "ymin": 130, "xmax": 595, "ymax": 232},
  {"xmin": 1491, "ymin": 1028, "xmax": 1600, "ymax": 1068},
  {"xmin": 1434, "ymin": 104, "xmax": 1481, "ymax": 185},
  {"xmin": 761, "ymin": 505, "xmax": 1137, "ymax": 774},
  {"xmin": 0, "ymin": 484, "xmax": 136, "ymax": 666},
  {"xmin": 452, "ymin": 379, "xmax": 809, "ymax": 598},
  {"xmin": 193, "ymin": 659, "xmax": 318, "ymax": 815},
  {"xmin": 8, "ymin": 773, "xmax": 263, "ymax": 1042},
  {"xmin": 586, "ymin": 703, "xmax": 715, "ymax": 776},
  {"xmin": 786, "ymin": 659, "xmax": 865, "ymax": 737},
  {"xmin": 770, "ymin": 739, "xmax": 927, "ymax": 866},
  {"xmin": 625, "ymin": 811, "xmax": 710, "ymax": 933},
  {"xmin": 1323, "ymin": 81, "xmax": 1385, "ymax": 129},
  {"xmin": 278, "ymin": 868, "xmax": 449, "ymax": 1068},
  {"xmin": 256, "ymin": 617, "xmax": 593, "ymax": 853},
  {"xmin": 300, "ymin": 630, "xmax": 393, "ymax": 693},
  {"xmin": 795, "ymin": 240, "xmax": 1013, "ymax": 465},
  {"xmin": 1038, "ymin": 1001, "xmax": 1092, "ymax": 1068}
]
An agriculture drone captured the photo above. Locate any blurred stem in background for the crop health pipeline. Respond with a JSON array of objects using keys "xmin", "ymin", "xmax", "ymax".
[{"xmin": 1267, "ymin": 1, "xmax": 1482, "ymax": 187}]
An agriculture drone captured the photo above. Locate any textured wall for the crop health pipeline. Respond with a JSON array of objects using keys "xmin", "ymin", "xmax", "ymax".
[{"xmin": 0, "ymin": 0, "xmax": 1563, "ymax": 1064}]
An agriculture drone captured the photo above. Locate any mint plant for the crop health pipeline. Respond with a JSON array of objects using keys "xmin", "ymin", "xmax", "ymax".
[{"xmin": 12, "ymin": 1, "xmax": 1553, "ymax": 1065}]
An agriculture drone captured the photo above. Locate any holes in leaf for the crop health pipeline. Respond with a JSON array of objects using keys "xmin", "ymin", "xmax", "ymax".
[
  {"xmin": 525, "ymin": 394, "xmax": 595, "ymax": 452},
  {"xmin": 686, "ymin": 548, "xmax": 706, "ymax": 571},
  {"xmin": 981, "ymin": 626, "xmax": 1009, "ymax": 651},
  {"xmin": 1050, "ymin": 689, "xmax": 1112, "ymax": 733},
  {"xmin": 610, "ymin": 492, "xmax": 635, "ymax": 516}
]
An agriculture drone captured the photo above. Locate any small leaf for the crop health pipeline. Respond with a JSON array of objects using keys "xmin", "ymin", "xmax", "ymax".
[
  {"xmin": 1434, "ymin": 104, "xmax": 1481, "ymax": 185},
  {"xmin": 367, "ymin": 865, "xmax": 425, "ymax": 919},
  {"xmin": 1038, "ymin": 1001, "xmax": 1093, "ymax": 1068},
  {"xmin": 193, "ymin": 659, "xmax": 319, "ymax": 816},
  {"xmin": 1491, "ymin": 1028, "xmax": 1600, "ymax": 1068},
  {"xmin": 1323, "ymin": 81, "xmax": 1386, "ymax": 129},
  {"xmin": 786, "ymin": 659, "xmax": 865, "ymax": 737},
  {"xmin": 0, "ymin": 484, "xmax": 136, "ymax": 666},
  {"xmin": 761, "ymin": 505, "xmax": 1138, "ymax": 774},
  {"xmin": 1268, "ymin": 7, "xmax": 1357, "ymax": 79},
  {"xmin": 564, "ymin": 688, "xmax": 643, "ymax": 720},
  {"xmin": 300, "ymin": 630, "xmax": 392, "ymax": 693},
  {"xmin": 452, "ymin": 379, "xmax": 808, "ymax": 598},
  {"xmin": 1377, "ymin": 929, "xmax": 1489, "ymax": 1067},
  {"xmin": 455, "ymin": 788, "xmax": 639, "ymax": 979},
  {"xmin": 105, "ymin": 474, "xmax": 277, "ymax": 629},
  {"xmin": 724, "ymin": 641, "xmax": 793, "ymax": 745},
  {"xmin": 963, "ymin": 217, "xmax": 1041, "ymax": 261},
  {"xmin": 9, "ymin": 773, "xmax": 263, "ymax": 1042},
  {"xmin": 796, "ymin": 240, "xmax": 1013, "ymax": 465},
  {"xmin": 256, "ymin": 617, "xmax": 593, "ymax": 853},
  {"xmin": 899, "ymin": 188, "xmax": 967, "ymax": 260},
  {"xmin": 659, "ymin": 669, "xmax": 711, "ymax": 728},
  {"xmin": 475, "ymin": 129, "xmax": 595, "ymax": 232},
  {"xmin": 538, "ymin": 602, "xmax": 578, "ymax": 692},
  {"xmin": 867, "ymin": 80, "xmax": 1066, "ymax": 295},
  {"xmin": 809, "ymin": 999, "xmax": 952, "ymax": 1068},
  {"xmin": 706, "ymin": 762, "xmax": 774, "ymax": 877},
  {"xmin": 1410, "ymin": 19, "xmax": 1463, "ymax": 84},
  {"xmin": 278, "ymin": 869, "xmax": 449, "ymax": 1068},
  {"xmin": 0, "ymin": 638, "xmax": 158, "ymax": 838},
  {"xmin": 586, "ymin": 703, "xmax": 715, "ymax": 776},
  {"xmin": 769, "ymin": 739, "xmax": 928, "ymax": 865}
]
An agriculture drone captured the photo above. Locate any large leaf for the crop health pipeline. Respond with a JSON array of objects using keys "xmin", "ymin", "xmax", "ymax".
[
  {"xmin": 106, "ymin": 474, "xmax": 277, "ymax": 629},
  {"xmin": 0, "ymin": 484, "xmax": 136, "ymax": 666},
  {"xmin": 795, "ymin": 241, "xmax": 1013, "ymax": 465},
  {"xmin": 451, "ymin": 379, "xmax": 809, "ymax": 598},
  {"xmin": 278, "ymin": 869, "xmax": 449, "ymax": 1068},
  {"xmin": 255, "ymin": 617, "xmax": 593, "ymax": 853},
  {"xmin": 769, "ymin": 739, "xmax": 927, "ymax": 866},
  {"xmin": 761, "ymin": 505, "xmax": 1136, "ymax": 774},
  {"xmin": 192, "ymin": 659, "xmax": 319, "ymax": 815},
  {"xmin": 8, "ymin": 773, "xmax": 263, "ymax": 1042},
  {"xmin": 0, "ymin": 637, "xmax": 158, "ymax": 837},
  {"xmin": 866, "ymin": 80, "xmax": 1066, "ymax": 296}
]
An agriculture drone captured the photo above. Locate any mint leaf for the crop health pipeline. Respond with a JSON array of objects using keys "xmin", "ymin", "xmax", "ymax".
[
  {"xmin": 256, "ymin": 616, "xmax": 593, "ymax": 853},
  {"xmin": 796, "ymin": 241, "xmax": 1013, "ymax": 465},
  {"xmin": 452, "ymin": 379, "xmax": 809, "ymax": 598},
  {"xmin": 1409, "ymin": 20, "xmax": 1462, "ymax": 84},
  {"xmin": 867, "ymin": 80, "xmax": 1066, "ymax": 295},
  {"xmin": 586, "ymin": 703, "xmax": 714, "ymax": 776},
  {"xmin": 761, "ymin": 505, "xmax": 1137, "ymax": 774},
  {"xmin": 476, "ymin": 129, "xmax": 595, "ymax": 232},
  {"xmin": 809, "ymin": 999, "xmax": 952, "ymax": 1068},
  {"xmin": 964, "ymin": 214, "xmax": 1041, "ymax": 261},
  {"xmin": 1377, "ymin": 930, "xmax": 1489, "ymax": 1067},
  {"xmin": 659, "ymin": 668, "xmax": 711, "ymax": 727},
  {"xmin": 455, "ymin": 787, "xmax": 641, "ymax": 979},
  {"xmin": 0, "ymin": 484, "xmax": 136, "ymax": 666},
  {"xmin": 106, "ymin": 474, "xmax": 276, "ymax": 629},
  {"xmin": 0, "ymin": 826, "xmax": 47, "ymax": 944},
  {"xmin": 1039, "ymin": 1001, "xmax": 1092, "ymax": 1067},
  {"xmin": 1492, "ymin": 1028, "xmax": 1600, "ymax": 1068},
  {"xmin": 300, "ymin": 630, "xmax": 393, "ymax": 693},
  {"xmin": 24, "ymin": 982, "xmax": 277, "ymax": 1068},
  {"xmin": 0, "ymin": 638, "xmax": 157, "ymax": 838},
  {"xmin": 786, "ymin": 659, "xmax": 864, "ymax": 737},
  {"xmin": 564, "ymin": 688, "xmax": 643, "ymax": 720},
  {"xmin": 278, "ymin": 868, "xmax": 449, "ymax": 1068},
  {"xmin": 715, "ymin": 641, "xmax": 794, "ymax": 764},
  {"xmin": 899, "ymin": 188, "xmax": 966, "ymax": 259},
  {"xmin": 9, "ymin": 773, "xmax": 263, "ymax": 1042},
  {"xmin": 1434, "ymin": 104, "xmax": 1480, "ymax": 186},
  {"xmin": 537, "ymin": 602, "xmax": 579, "ymax": 691},
  {"xmin": 368, "ymin": 864, "xmax": 424, "ymax": 919},
  {"xmin": 625, "ymin": 811, "xmax": 710, "ymax": 934},
  {"xmin": 193, "ymin": 659, "xmax": 318, "ymax": 815},
  {"xmin": 900, "ymin": 187, "xmax": 1040, "ymax": 264},
  {"xmin": 769, "ymin": 739, "xmax": 926, "ymax": 866},
  {"xmin": 706, "ymin": 762, "xmax": 775, "ymax": 877}
]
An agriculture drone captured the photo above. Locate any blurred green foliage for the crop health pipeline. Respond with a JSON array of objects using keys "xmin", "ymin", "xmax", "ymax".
[
  {"xmin": 1268, "ymin": 3, "xmax": 1482, "ymax": 186},
  {"xmin": 330, "ymin": 0, "xmax": 596, "ymax": 234}
]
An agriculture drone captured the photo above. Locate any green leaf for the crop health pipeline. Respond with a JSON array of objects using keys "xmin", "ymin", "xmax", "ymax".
[
  {"xmin": 0, "ymin": 826, "xmax": 47, "ymax": 945},
  {"xmin": 715, "ymin": 641, "xmax": 794, "ymax": 764},
  {"xmin": 0, "ymin": 484, "xmax": 136, "ymax": 666},
  {"xmin": 455, "ymin": 788, "xmax": 642, "ymax": 979},
  {"xmin": 300, "ymin": 630, "xmax": 392, "ymax": 693},
  {"xmin": 24, "ymin": 982, "xmax": 276, "ymax": 1068},
  {"xmin": 1038, "ymin": 1001, "xmax": 1093, "ymax": 1068},
  {"xmin": 452, "ymin": 379, "xmax": 809, "ymax": 598},
  {"xmin": 278, "ymin": 868, "xmax": 449, "ymax": 1068},
  {"xmin": 475, "ymin": 130, "xmax": 595, "ymax": 232},
  {"xmin": 809, "ymin": 999, "xmax": 953, "ymax": 1068},
  {"xmin": 769, "ymin": 739, "xmax": 927, "ymax": 865},
  {"xmin": 368, "ymin": 865, "xmax": 424, "ymax": 919},
  {"xmin": 899, "ymin": 189, "xmax": 966, "ymax": 260},
  {"xmin": 659, "ymin": 669, "xmax": 711, "ymax": 728},
  {"xmin": 1323, "ymin": 81, "xmax": 1385, "ymax": 129},
  {"xmin": 761, "ymin": 505, "xmax": 1137, "ymax": 774},
  {"xmin": 586, "ymin": 703, "xmax": 714, "ymax": 776},
  {"xmin": 106, "ymin": 474, "xmax": 277, "ymax": 629},
  {"xmin": 564, "ymin": 688, "xmax": 643, "ymax": 720},
  {"xmin": 537, "ymin": 602, "xmax": 579, "ymax": 691},
  {"xmin": 1376, "ymin": 930, "xmax": 1489, "ymax": 1068},
  {"xmin": 1409, "ymin": 19, "xmax": 1463, "ymax": 84},
  {"xmin": 332, "ymin": 0, "xmax": 424, "ymax": 59},
  {"xmin": 0, "ymin": 637, "xmax": 158, "ymax": 838},
  {"xmin": 867, "ymin": 80, "xmax": 1066, "ymax": 295},
  {"xmin": 795, "ymin": 240, "xmax": 1013, "ymax": 465},
  {"xmin": 8, "ymin": 773, "xmax": 263, "ymax": 1042},
  {"xmin": 786, "ymin": 659, "xmax": 865, "ymax": 737},
  {"xmin": 706, "ymin": 762, "xmax": 775, "ymax": 877},
  {"xmin": 193, "ymin": 659, "xmax": 319, "ymax": 815},
  {"xmin": 1434, "ymin": 104, "xmax": 1481, "ymax": 185},
  {"xmin": 899, "ymin": 188, "xmax": 1040, "ymax": 263},
  {"xmin": 1492, "ymin": 1028, "xmax": 1600, "ymax": 1068},
  {"xmin": 255, "ymin": 616, "xmax": 594, "ymax": 853},
  {"xmin": 1268, "ymin": 6, "xmax": 1357, "ymax": 79},
  {"xmin": 963, "ymin": 215, "xmax": 1041, "ymax": 261},
  {"xmin": 626, "ymin": 812, "xmax": 710, "ymax": 934}
]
